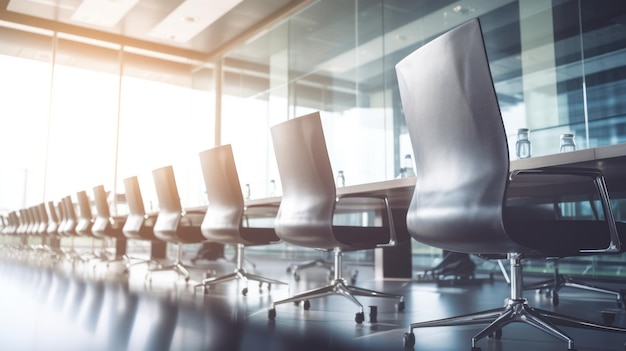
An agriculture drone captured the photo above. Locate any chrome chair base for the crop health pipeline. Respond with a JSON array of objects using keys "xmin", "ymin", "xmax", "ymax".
[
  {"xmin": 196, "ymin": 268, "xmax": 287, "ymax": 296},
  {"xmin": 524, "ymin": 260, "xmax": 624, "ymax": 307},
  {"xmin": 195, "ymin": 244, "xmax": 287, "ymax": 295},
  {"xmin": 146, "ymin": 260, "xmax": 192, "ymax": 282},
  {"xmin": 269, "ymin": 248, "xmax": 404, "ymax": 324},
  {"xmin": 286, "ymin": 256, "xmax": 334, "ymax": 281},
  {"xmin": 403, "ymin": 253, "xmax": 626, "ymax": 350},
  {"xmin": 144, "ymin": 243, "xmax": 199, "ymax": 283}
]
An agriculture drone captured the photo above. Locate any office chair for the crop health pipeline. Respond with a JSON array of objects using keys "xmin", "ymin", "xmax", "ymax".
[
  {"xmin": 91, "ymin": 185, "xmax": 128, "ymax": 269},
  {"xmin": 268, "ymin": 111, "xmax": 404, "ymax": 324},
  {"xmin": 45, "ymin": 200, "xmax": 63, "ymax": 262},
  {"xmin": 60, "ymin": 195, "xmax": 82, "ymax": 264},
  {"xmin": 149, "ymin": 165, "xmax": 206, "ymax": 283},
  {"xmin": 4, "ymin": 211, "xmax": 20, "ymax": 258},
  {"xmin": 33, "ymin": 202, "xmax": 53, "ymax": 262},
  {"xmin": 396, "ymin": 18, "xmax": 626, "ymax": 350},
  {"xmin": 122, "ymin": 175, "xmax": 165, "ymax": 272},
  {"xmin": 194, "ymin": 144, "xmax": 287, "ymax": 295},
  {"xmin": 75, "ymin": 190, "xmax": 101, "ymax": 264}
]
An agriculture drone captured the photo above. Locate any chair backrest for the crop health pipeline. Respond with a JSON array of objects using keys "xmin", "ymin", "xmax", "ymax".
[
  {"xmin": 62, "ymin": 195, "xmax": 77, "ymax": 235},
  {"xmin": 46, "ymin": 201, "xmax": 59, "ymax": 234},
  {"xmin": 123, "ymin": 175, "xmax": 150, "ymax": 237},
  {"xmin": 91, "ymin": 185, "xmax": 111, "ymax": 235},
  {"xmin": 7, "ymin": 211, "xmax": 19, "ymax": 234},
  {"xmin": 152, "ymin": 165, "xmax": 182, "ymax": 237},
  {"xmin": 8, "ymin": 211, "xmax": 19, "ymax": 234},
  {"xmin": 270, "ymin": 111, "xmax": 339, "ymax": 249},
  {"xmin": 56, "ymin": 201, "xmax": 67, "ymax": 235},
  {"xmin": 27, "ymin": 206, "xmax": 38, "ymax": 234},
  {"xmin": 36, "ymin": 203, "xmax": 48, "ymax": 234},
  {"xmin": 75, "ymin": 190, "xmax": 93, "ymax": 236},
  {"xmin": 199, "ymin": 144, "xmax": 246, "ymax": 244},
  {"xmin": 396, "ymin": 18, "xmax": 516, "ymax": 255},
  {"xmin": 17, "ymin": 208, "xmax": 30, "ymax": 234}
]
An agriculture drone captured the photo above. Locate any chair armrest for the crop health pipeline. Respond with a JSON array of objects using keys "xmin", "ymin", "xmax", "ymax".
[
  {"xmin": 182, "ymin": 209, "xmax": 206, "ymax": 215},
  {"xmin": 336, "ymin": 193, "xmax": 397, "ymax": 247},
  {"xmin": 180, "ymin": 209, "xmax": 205, "ymax": 226},
  {"xmin": 510, "ymin": 168, "xmax": 620, "ymax": 254},
  {"xmin": 242, "ymin": 203, "xmax": 280, "ymax": 226}
]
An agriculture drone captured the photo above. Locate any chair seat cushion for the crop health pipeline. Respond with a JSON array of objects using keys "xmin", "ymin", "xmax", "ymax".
[
  {"xmin": 504, "ymin": 220, "xmax": 626, "ymax": 257},
  {"xmin": 156, "ymin": 225, "xmax": 205, "ymax": 244},
  {"xmin": 333, "ymin": 225, "xmax": 390, "ymax": 251},
  {"xmin": 240, "ymin": 227, "xmax": 280, "ymax": 246}
]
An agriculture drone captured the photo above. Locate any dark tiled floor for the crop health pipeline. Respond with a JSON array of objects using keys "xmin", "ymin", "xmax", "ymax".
[{"xmin": 1, "ymin": 250, "xmax": 626, "ymax": 351}]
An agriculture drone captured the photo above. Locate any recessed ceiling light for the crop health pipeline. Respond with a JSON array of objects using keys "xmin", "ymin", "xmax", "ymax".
[
  {"xmin": 70, "ymin": 0, "xmax": 140, "ymax": 28},
  {"xmin": 149, "ymin": 0, "xmax": 244, "ymax": 43},
  {"xmin": 183, "ymin": 16, "xmax": 200, "ymax": 23}
]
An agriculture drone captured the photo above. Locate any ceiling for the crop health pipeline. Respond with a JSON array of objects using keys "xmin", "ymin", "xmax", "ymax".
[{"xmin": 0, "ymin": 0, "xmax": 311, "ymax": 62}]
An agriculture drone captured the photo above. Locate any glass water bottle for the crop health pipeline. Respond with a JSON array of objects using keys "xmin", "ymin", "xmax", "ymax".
[
  {"xmin": 559, "ymin": 133, "xmax": 576, "ymax": 153},
  {"xmin": 515, "ymin": 128, "xmax": 531, "ymax": 159},
  {"xmin": 336, "ymin": 170, "xmax": 345, "ymax": 187},
  {"xmin": 403, "ymin": 154, "xmax": 415, "ymax": 177}
]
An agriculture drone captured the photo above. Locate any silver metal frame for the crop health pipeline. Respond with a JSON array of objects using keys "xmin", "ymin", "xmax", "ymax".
[{"xmin": 405, "ymin": 253, "xmax": 626, "ymax": 350}]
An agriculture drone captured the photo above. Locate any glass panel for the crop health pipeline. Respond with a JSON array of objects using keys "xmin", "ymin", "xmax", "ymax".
[
  {"xmin": 117, "ymin": 56, "xmax": 214, "ymax": 210},
  {"xmin": 45, "ymin": 37, "xmax": 120, "ymax": 203},
  {"xmin": 0, "ymin": 26, "xmax": 52, "ymax": 210}
]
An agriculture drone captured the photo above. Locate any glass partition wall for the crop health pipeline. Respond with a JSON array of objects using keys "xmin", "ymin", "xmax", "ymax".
[{"xmin": 2, "ymin": 0, "xmax": 626, "ymax": 280}]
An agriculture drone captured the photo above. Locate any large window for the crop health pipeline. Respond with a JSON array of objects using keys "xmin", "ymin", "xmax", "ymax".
[
  {"xmin": 0, "ymin": 25, "xmax": 214, "ymax": 214},
  {"xmin": 219, "ymin": 0, "xmax": 626, "ymax": 275},
  {"xmin": 2, "ymin": 0, "xmax": 626, "ymax": 278}
]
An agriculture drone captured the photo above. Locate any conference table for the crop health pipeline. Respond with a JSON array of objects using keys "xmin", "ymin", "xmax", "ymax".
[
  {"xmin": 241, "ymin": 143, "xmax": 626, "ymax": 278},
  {"xmin": 246, "ymin": 142, "xmax": 626, "ymax": 211}
]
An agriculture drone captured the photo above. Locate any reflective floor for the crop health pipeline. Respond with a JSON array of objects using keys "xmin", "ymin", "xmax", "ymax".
[{"xmin": 1, "ymin": 248, "xmax": 626, "ymax": 351}]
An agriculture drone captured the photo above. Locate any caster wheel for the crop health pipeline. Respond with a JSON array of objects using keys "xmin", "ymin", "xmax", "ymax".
[
  {"xmin": 294, "ymin": 301, "xmax": 300, "ymax": 306},
  {"xmin": 294, "ymin": 273, "xmax": 300, "ymax": 282},
  {"xmin": 268, "ymin": 308, "xmax": 276, "ymax": 320},
  {"xmin": 355, "ymin": 312, "xmax": 364, "ymax": 324},
  {"xmin": 303, "ymin": 300, "xmax": 311, "ymax": 310},
  {"xmin": 350, "ymin": 277, "xmax": 356, "ymax": 285},
  {"xmin": 242, "ymin": 288, "xmax": 248, "ymax": 296},
  {"xmin": 402, "ymin": 332, "xmax": 415, "ymax": 348},
  {"xmin": 396, "ymin": 301, "xmax": 405, "ymax": 312},
  {"xmin": 286, "ymin": 266, "xmax": 292, "ymax": 273},
  {"xmin": 552, "ymin": 293, "xmax": 559, "ymax": 306},
  {"xmin": 544, "ymin": 290, "xmax": 551, "ymax": 298},
  {"xmin": 267, "ymin": 283, "xmax": 272, "ymax": 291}
]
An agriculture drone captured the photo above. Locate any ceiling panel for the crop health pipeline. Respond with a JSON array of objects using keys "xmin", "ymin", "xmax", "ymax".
[{"xmin": 1, "ymin": 0, "xmax": 311, "ymax": 61}]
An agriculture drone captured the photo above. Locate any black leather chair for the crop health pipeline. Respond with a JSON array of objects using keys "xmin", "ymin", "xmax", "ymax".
[
  {"xmin": 45, "ymin": 200, "xmax": 63, "ymax": 261},
  {"xmin": 396, "ymin": 18, "xmax": 626, "ymax": 350},
  {"xmin": 122, "ymin": 175, "xmax": 164, "ymax": 272},
  {"xmin": 194, "ymin": 144, "xmax": 287, "ymax": 295},
  {"xmin": 75, "ymin": 190, "xmax": 95, "ymax": 237},
  {"xmin": 268, "ymin": 111, "xmax": 404, "ymax": 324},
  {"xmin": 60, "ymin": 195, "xmax": 81, "ymax": 263},
  {"xmin": 91, "ymin": 185, "xmax": 128, "ymax": 269},
  {"xmin": 149, "ymin": 165, "xmax": 206, "ymax": 283},
  {"xmin": 75, "ymin": 190, "xmax": 100, "ymax": 264}
]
